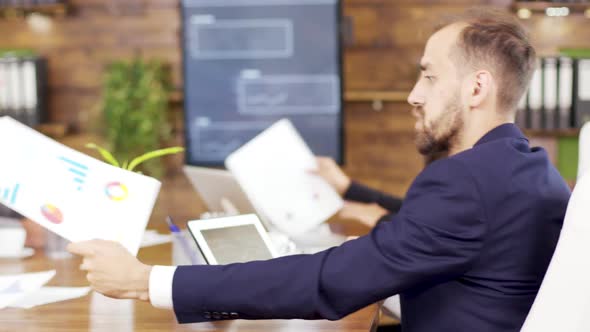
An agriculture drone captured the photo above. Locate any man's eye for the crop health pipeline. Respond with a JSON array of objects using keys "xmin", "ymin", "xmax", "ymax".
[{"xmin": 424, "ymin": 75, "xmax": 435, "ymax": 81}]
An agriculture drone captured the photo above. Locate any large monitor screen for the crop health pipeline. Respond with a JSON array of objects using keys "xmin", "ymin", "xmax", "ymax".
[{"xmin": 181, "ymin": 0, "xmax": 343, "ymax": 166}]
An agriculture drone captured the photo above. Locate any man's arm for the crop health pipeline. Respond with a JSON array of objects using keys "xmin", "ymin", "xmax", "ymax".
[
  {"xmin": 68, "ymin": 159, "xmax": 486, "ymax": 323},
  {"xmin": 171, "ymin": 159, "xmax": 486, "ymax": 323}
]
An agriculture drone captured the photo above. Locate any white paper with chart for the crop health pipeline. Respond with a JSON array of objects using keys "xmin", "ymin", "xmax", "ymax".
[
  {"xmin": 225, "ymin": 119, "xmax": 343, "ymax": 235},
  {"xmin": 0, "ymin": 116, "xmax": 161, "ymax": 255}
]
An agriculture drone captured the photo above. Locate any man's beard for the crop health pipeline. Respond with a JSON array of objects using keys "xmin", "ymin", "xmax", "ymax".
[{"xmin": 413, "ymin": 97, "xmax": 464, "ymax": 165}]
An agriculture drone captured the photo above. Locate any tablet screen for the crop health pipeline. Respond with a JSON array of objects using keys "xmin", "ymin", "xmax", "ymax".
[
  {"xmin": 188, "ymin": 214, "xmax": 277, "ymax": 264},
  {"xmin": 198, "ymin": 223, "xmax": 274, "ymax": 264}
]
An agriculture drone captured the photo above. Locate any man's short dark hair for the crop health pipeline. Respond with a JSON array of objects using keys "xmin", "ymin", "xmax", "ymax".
[{"xmin": 439, "ymin": 8, "xmax": 536, "ymax": 111}]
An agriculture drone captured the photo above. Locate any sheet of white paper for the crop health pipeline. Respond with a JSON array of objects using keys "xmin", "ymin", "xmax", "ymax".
[
  {"xmin": 382, "ymin": 295, "xmax": 402, "ymax": 320},
  {"xmin": 0, "ymin": 270, "xmax": 56, "ymax": 309},
  {"xmin": 225, "ymin": 119, "xmax": 343, "ymax": 235},
  {"xmin": 9, "ymin": 286, "xmax": 90, "ymax": 309},
  {"xmin": 0, "ymin": 117, "xmax": 161, "ymax": 255},
  {"xmin": 140, "ymin": 229, "xmax": 172, "ymax": 248}
]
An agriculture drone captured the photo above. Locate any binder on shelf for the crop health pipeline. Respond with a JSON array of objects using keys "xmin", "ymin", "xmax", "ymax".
[
  {"xmin": 7, "ymin": 58, "xmax": 21, "ymax": 121},
  {"xmin": 0, "ymin": 55, "xmax": 46, "ymax": 127},
  {"xmin": 543, "ymin": 57, "xmax": 558, "ymax": 130},
  {"xmin": 22, "ymin": 59, "xmax": 38, "ymax": 125},
  {"xmin": 573, "ymin": 58, "xmax": 590, "ymax": 128},
  {"xmin": 558, "ymin": 56, "xmax": 573, "ymax": 129},
  {"xmin": 0, "ymin": 59, "xmax": 8, "ymax": 116},
  {"xmin": 528, "ymin": 58, "xmax": 543, "ymax": 130},
  {"xmin": 33, "ymin": 57, "xmax": 47, "ymax": 126}
]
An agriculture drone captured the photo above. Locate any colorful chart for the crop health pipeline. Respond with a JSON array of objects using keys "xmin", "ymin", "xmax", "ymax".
[
  {"xmin": 105, "ymin": 182, "xmax": 129, "ymax": 201},
  {"xmin": 59, "ymin": 156, "xmax": 88, "ymax": 191},
  {"xmin": 41, "ymin": 204, "xmax": 63, "ymax": 224},
  {"xmin": 0, "ymin": 183, "xmax": 20, "ymax": 205}
]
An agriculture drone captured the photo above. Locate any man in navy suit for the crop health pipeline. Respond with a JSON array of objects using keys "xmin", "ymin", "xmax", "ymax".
[{"xmin": 69, "ymin": 9, "xmax": 571, "ymax": 331}]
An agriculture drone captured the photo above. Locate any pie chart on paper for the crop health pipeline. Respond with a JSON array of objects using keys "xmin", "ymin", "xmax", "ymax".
[
  {"xmin": 105, "ymin": 182, "xmax": 129, "ymax": 201},
  {"xmin": 41, "ymin": 204, "xmax": 63, "ymax": 224}
]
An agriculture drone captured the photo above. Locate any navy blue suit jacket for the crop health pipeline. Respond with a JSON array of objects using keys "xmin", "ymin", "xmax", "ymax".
[{"xmin": 172, "ymin": 124, "xmax": 571, "ymax": 331}]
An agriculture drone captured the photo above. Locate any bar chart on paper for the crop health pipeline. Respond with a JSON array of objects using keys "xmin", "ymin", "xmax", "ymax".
[
  {"xmin": 0, "ymin": 183, "xmax": 20, "ymax": 205},
  {"xmin": 58, "ymin": 156, "xmax": 89, "ymax": 192}
]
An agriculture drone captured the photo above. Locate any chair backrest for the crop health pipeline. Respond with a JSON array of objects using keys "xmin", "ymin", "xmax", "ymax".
[
  {"xmin": 577, "ymin": 121, "xmax": 590, "ymax": 180},
  {"xmin": 520, "ymin": 175, "xmax": 590, "ymax": 332}
]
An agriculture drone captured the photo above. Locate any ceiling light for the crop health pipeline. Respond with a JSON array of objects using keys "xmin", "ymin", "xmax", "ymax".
[
  {"xmin": 545, "ymin": 7, "xmax": 570, "ymax": 17},
  {"xmin": 517, "ymin": 8, "xmax": 532, "ymax": 19}
]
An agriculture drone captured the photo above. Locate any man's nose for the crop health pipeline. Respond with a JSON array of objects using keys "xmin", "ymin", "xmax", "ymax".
[{"xmin": 407, "ymin": 85, "xmax": 424, "ymax": 108}]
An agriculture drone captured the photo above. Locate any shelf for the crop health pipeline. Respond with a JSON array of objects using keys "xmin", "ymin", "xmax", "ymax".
[
  {"xmin": 524, "ymin": 128, "xmax": 580, "ymax": 138},
  {"xmin": 513, "ymin": 1, "xmax": 590, "ymax": 14},
  {"xmin": 345, "ymin": 91, "xmax": 408, "ymax": 103},
  {"xmin": 169, "ymin": 90, "xmax": 410, "ymax": 104},
  {"xmin": 36, "ymin": 123, "xmax": 68, "ymax": 139},
  {"xmin": 0, "ymin": 3, "xmax": 68, "ymax": 18}
]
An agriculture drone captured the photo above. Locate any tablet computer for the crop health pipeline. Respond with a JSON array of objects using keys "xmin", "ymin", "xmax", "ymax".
[{"xmin": 187, "ymin": 214, "xmax": 277, "ymax": 265}]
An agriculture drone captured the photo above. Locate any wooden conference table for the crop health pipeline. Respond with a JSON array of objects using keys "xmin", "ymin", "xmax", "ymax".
[{"xmin": 0, "ymin": 174, "xmax": 381, "ymax": 332}]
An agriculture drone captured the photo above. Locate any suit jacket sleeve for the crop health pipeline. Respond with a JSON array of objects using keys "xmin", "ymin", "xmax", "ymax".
[
  {"xmin": 172, "ymin": 159, "xmax": 488, "ymax": 323},
  {"xmin": 344, "ymin": 181, "xmax": 403, "ymax": 213}
]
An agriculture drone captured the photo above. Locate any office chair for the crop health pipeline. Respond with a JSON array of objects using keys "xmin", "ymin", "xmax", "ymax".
[
  {"xmin": 520, "ymin": 174, "xmax": 590, "ymax": 331},
  {"xmin": 577, "ymin": 121, "xmax": 590, "ymax": 180}
]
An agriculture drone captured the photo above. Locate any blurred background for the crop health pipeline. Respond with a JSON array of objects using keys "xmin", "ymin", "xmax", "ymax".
[{"xmin": 0, "ymin": 0, "xmax": 588, "ymax": 216}]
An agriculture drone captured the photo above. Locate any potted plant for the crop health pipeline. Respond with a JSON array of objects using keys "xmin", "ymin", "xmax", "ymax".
[{"xmin": 94, "ymin": 57, "xmax": 182, "ymax": 177}]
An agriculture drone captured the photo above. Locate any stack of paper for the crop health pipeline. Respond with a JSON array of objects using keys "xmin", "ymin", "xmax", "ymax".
[
  {"xmin": 0, "ymin": 117, "xmax": 161, "ymax": 255},
  {"xmin": 226, "ymin": 119, "xmax": 343, "ymax": 235},
  {"xmin": 0, "ymin": 270, "xmax": 89, "ymax": 309},
  {"xmin": 0, "ymin": 270, "xmax": 56, "ymax": 309}
]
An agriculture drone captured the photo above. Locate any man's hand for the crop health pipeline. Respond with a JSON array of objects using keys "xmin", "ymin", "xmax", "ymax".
[
  {"xmin": 312, "ymin": 157, "xmax": 351, "ymax": 196},
  {"xmin": 339, "ymin": 201, "xmax": 389, "ymax": 228},
  {"xmin": 67, "ymin": 239, "xmax": 152, "ymax": 301}
]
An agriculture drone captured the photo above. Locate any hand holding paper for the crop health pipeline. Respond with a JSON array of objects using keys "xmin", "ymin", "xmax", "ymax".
[
  {"xmin": 67, "ymin": 239, "xmax": 151, "ymax": 301},
  {"xmin": 312, "ymin": 156, "xmax": 351, "ymax": 196},
  {"xmin": 0, "ymin": 117, "xmax": 161, "ymax": 255},
  {"xmin": 226, "ymin": 119, "xmax": 343, "ymax": 235}
]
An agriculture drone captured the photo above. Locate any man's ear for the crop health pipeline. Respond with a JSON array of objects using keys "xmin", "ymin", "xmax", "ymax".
[{"xmin": 468, "ymin": 70, "xmax": 493, "ymax": 108}]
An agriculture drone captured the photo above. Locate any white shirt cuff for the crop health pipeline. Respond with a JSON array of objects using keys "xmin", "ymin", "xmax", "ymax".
[{"xmin": 149, "ymin": 265, "xmax": 177, "ymax": 309}]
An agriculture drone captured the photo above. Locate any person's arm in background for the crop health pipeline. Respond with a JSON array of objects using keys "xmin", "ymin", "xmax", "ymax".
[
  {"xmin": 315, "ymin": 157, "xmax": 403, "ymax": 212},
  {"xmin": 314, "ymin": 157, "xmax": 403, "ymax": 227}
]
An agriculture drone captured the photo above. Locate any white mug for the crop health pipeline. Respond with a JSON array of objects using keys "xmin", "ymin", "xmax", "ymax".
[{"xmin": 0, "ymin": 227, "xmax": 26, "ymax": 257}]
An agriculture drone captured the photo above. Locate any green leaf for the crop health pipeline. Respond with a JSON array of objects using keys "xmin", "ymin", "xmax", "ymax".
[
  {"xmin": 127, "ymin": 147, "xmax": 184, "ymax": 171},
  {"xmin": 85, "ymin": 143, "xmax": 120, "ymax": 167},
  {"xmin": 100, "ymin": 58, "xmax": 172, "ymax": 176}
]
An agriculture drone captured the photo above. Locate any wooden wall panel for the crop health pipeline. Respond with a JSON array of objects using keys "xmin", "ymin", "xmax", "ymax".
[
  {"xmin": 0, "ymin": 0, "xmax": 587, "ymax": 197},
  {"xmin": 0, "ymin": 0, "xmax": 182, "ymax": 130},
  {"xmin": 343, "ymin": 103, "xmax": 422, "ymax": 197}
]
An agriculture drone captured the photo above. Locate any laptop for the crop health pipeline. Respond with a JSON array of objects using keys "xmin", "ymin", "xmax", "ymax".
[
  {"xmin": 183, "ymin": 166, "xmax": 257, "ymax": 216},
  {"xmin": 183, "ymin": 165, "xmax": 347, "ymax": 253}
]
